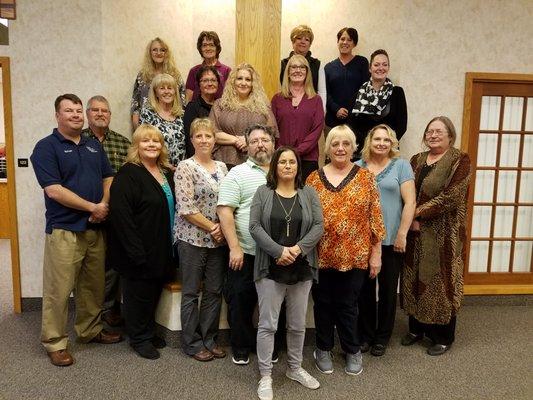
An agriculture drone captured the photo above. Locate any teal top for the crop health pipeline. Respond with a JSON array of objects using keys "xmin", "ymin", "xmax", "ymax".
[
  {"xmin": 356, "ymin": 158, "xmax": 414, "ymax": 245},
  {"xmin": 161, "ymin": 177, "xmax": 175, "ymax": 236}
]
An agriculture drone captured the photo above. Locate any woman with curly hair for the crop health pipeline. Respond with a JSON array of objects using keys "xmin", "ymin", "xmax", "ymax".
[
  {"xmin": 131, "ymin": 37, "xmax": 184, "ymax": 129},
  {"xmin": 209, "ymin": 63, "xmax": 278, "ymax": 169}
]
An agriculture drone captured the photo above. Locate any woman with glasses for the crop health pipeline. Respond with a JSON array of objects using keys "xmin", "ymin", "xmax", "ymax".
[
  {"xmin": 131, "ymin": 37, "xmax": 184, "ymax": 129},
  {"xmin": 272, "ymin": 55, "xmax": 324, "ymax": 181},
  {"xmin": 401, "ymin": 116, "xmax": 471, "ymax": 356},
  {"xmin": 185, "ymin": 31, "xmax": 231, "ymax": 103},
  {"xmin": 210, "ymin": 63, "xmax": 278, "ymax": 169}
]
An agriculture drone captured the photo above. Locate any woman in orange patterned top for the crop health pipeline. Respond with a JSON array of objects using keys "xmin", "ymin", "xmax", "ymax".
[{"xmin": 306, "ymin": 125, "xmax": 385, "ymax": 376}]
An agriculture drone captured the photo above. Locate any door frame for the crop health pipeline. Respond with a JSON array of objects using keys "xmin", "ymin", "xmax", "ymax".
[{"xmin": 461, "ymin": 72, "xmax": 533, "ymax": 295}]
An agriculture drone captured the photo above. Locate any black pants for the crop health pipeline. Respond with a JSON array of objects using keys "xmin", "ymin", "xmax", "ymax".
[
  {"xmin": 224, "ymin": 254, "xmax": 258, "ymax": 357},
  {"xmin": 358, "ymin": 245, "xmax": 401, "ymax": 345},
  {"xmin": 121, "ymin": 276, "xmax": 164, "ymax": 348},
  {"xmin": 312, "ymin": 268, "xmax": 366, "ymax": 354},
  {"xmin": 301, "ymin": 160, "xmax": 319, "ymax": 182},
  {"xmin": 409, "ymin": 315, "xmax": 457, "ymax": 345}
]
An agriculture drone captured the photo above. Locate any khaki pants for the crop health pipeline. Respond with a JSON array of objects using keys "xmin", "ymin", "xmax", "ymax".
[{"xmin": 41, "ymin": 229, "xmax": 105, "ymax": 352}]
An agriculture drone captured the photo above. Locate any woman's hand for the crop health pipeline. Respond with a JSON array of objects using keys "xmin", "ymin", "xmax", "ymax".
[
  {"xmin": 336, "ymin": 107, "xmax": 349, "ymax": 119},
  {"xmin": 276, "ymin": 247, "xmax": 296, "ymax": 266},
  {"xmin": 209, "ymin": 223, "xmax": 224, "ymax": 243},
  {"xmin": 410, "ymin": 220, "xmax": 420, "ymax": 232},
  {"xmin": 234, "ymin": 136, "xmax": 247, "ymax": 152},
  {"xmin": 393, "ymin": 232, "xmax": 407, "ymax": 253},
  {"xmin": 288, "ymin": 245, "xmax": 302, "ymax": 258},
  {"xmin": 369, "ymin": 249, "xmax": 382, "ymax": 279}
]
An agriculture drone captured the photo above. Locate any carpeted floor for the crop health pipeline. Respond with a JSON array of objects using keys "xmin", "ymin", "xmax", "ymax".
[{"xmin": 0, "ymin": 301, "xmax": 532, "ymax": 400}]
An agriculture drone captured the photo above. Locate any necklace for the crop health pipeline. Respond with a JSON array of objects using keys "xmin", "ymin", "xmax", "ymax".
[{"xmin": 275, "ymin": 192, "xmax": 298, "ymax": 237}]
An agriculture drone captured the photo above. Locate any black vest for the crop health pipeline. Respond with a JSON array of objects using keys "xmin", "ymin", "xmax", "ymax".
[{"xmin": 280, "ymin": 51, "xmax": 321, "ymax": 92}]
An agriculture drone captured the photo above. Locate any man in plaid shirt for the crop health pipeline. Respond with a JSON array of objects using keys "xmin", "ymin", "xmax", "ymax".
[{"xmin": 82, "ymin": 95, "xmax": 130, "ymax": 327}]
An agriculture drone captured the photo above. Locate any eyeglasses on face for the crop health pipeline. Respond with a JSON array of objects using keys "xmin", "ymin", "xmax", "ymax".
[
  {"xmin": 200, "ymin": 78, "xmax": 218, "ymax": 84},
  {"xmin": 248, "ymin": 138, "xmax": 272, "ymax": 146},
  {"xmin": 425, "ymin": 129, "xmax": 447, "ymax": 137},
  {"xmin": 289, "ymin": 65, "xmax": 307, "ymax": 71}
]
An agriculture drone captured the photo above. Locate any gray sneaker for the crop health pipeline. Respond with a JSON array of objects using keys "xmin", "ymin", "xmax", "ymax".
[
  {"xmin": 345, "ymin": 351, "xmax": 363, "ymax": 375},
  {"xmin": 313, "ymin": 349, "xmax": 333, "ymax": 374}
]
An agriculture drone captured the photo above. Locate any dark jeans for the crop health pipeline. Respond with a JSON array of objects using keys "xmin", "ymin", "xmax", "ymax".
[
  {"xmin": 178, "ymin": 242, "xmax": 227, "ymax": 355},
  {"xmin": 358, "ymin": 245, "xmax": 401, "ymax": 345},
  {"xmin": 409, "ymin": 315, "xmax": 457, "ymax": 345},
  {"xmin": 223, "ymin": 253, "xmax": 258, "ymax": 357},
  {"xmin": 121, "ymin": 276, "xmax": 164, "ymax": 348},
  {"xmin": 312, "ymin": 268, "xmax": 366, "ymax": 354}
]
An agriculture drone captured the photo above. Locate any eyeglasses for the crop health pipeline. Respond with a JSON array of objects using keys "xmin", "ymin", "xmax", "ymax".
[
  {"xmin": 151, "ymin": 48, "xmax": 167, "ymax": 54},
  {"xmin": 289, "ymin": 65, "xmax": 307, "ymax": 71},
  {"xmin": 89, "ymin": 108, "xmax": 110, "ymax": 114},
  {"xmin": 200, "ymin": 78, "xmax": 218, "ymax": 84},
  {"xmin": 201, "ymin": 43, "xmax": 216, "ymax": 49},
  {"xmin": 248, "ymin": 138, "xmax": 272, "ymax": 146},
  {"xmin": 425, "ymin": 129, "xmax": 447, "ymax": 137}
]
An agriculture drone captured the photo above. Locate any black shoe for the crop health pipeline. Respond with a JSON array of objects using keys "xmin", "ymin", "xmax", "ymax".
[
  {"xmin": 427, "ymin": 344, "xmax": 450, "ymax": 356},
  {"xmin": 371, "ymin": 344, "xmax": 386, "ymax": 356},
  {"xmin": 360, "ymin": 342, "xmax": 370, "ymax": 353},
  {"xmin": 401, "ymin": 332, "xmax": 423, "ymax": 346},
  {"xmin": 133, "ymin": 344, "xmax": 160, "ymax": 360},
  {"xmin": 152, "ymin": 336, "xmax": 166, "ymax": 349}
]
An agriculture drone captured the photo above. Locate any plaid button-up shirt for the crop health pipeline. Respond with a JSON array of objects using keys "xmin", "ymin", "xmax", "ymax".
[{"xmin": 82, "ymin": 127, "xmax": 130, "ymax": 173}]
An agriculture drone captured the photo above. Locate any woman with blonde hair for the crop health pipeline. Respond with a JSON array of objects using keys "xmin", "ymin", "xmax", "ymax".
[
  {"xmin": 209, "ymin": 62, "xmax": 278, "ymax": 168},
  {"xmin": 107, "ymin": 124, "xmax": 176, "ymax": 360},
  {"xmin": 272, "ymin": 54, "xmax": 324, "ymax": 180},
  {"xmin": 355, "ymin": 124, "xmax": 416, "ymax": 357},
  {"xmin": 131, "ymin": 37, "xmax": 184, "ymax": 129},
  {"xmin": 140, "ymin": 73, "xmax": 186, "ymax": 167}
]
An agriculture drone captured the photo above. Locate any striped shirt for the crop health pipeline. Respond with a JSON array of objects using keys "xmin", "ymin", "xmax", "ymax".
[
  {"xmin": 217, "ymin": 158, "xmax": 267, "ymax": 255},
  {"xmin": 82, "ymin": 128, "xmax": 130, "ymax": 173}
]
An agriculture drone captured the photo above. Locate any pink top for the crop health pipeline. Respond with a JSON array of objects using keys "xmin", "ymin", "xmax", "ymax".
[{"xmin": 271, "ymin": 93, "xmax": 324, "ymax": 161}]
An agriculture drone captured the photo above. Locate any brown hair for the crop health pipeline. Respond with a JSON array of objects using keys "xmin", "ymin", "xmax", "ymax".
[
  {"xmin": 196, "ymin": 31, "xmax": 222, "ymax": 59},
  {"xmin": 55, "ymin": 94, "xmax": 82, "ymax": 112},
  {"xmin": 423, "ymin": 116, "xmax": 457, "ymax": 147}
]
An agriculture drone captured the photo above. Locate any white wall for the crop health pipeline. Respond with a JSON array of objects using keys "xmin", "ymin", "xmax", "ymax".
[{"xmin": 1, "ymin": 0, "xmax": 532, "ymax": 297}]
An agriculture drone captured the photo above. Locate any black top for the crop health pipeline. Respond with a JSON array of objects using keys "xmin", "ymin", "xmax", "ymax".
[
  {"xmin": 183, "ymin": 96, "xmax": 213, "ymax": 158},
  {"xmin": 268, "ymin": 193, "xmax": 312, "ymax": 284},
  {"xmin": 107, "ymin": 163, "xmax": 176, "ymax": 280},
  {"xmin": 416, "ymin": 162, "xmax": 435, "ymax": 195},
  {"xmin": 280, "ymin": 51, "xmax": 321, "ymax": 92},
  {"xmin": 349, "ymin": 86, "xmax": 408, "ymax": 147}
]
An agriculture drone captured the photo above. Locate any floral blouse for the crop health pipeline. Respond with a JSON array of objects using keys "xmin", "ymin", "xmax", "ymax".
[
  {"xmin": 306, "ymin": 164, "xmax": 386, "ymax": 271},
  {"xmin": 139, "ymin": 106, "xmax": 185, "ymax": 166},
  {"xmin": 173, "ymin": 158, "xmax": 228, "ymax": 248}
]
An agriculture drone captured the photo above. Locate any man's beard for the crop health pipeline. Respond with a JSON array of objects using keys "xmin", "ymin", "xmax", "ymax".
[{"xmin": 250, "ymin": 149, "xmax": 272, "ymax": 165}]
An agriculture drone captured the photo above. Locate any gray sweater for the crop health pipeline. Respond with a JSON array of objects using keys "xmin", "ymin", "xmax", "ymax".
[{"xmin": 249, "ymin": 184, "xmax": 324, "ymax": 282}]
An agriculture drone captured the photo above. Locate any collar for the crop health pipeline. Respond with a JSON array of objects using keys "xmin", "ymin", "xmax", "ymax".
[
  {"xmin": 246, "ymin": 158, "xmax": 268, "ymax": 173},
  {"xmin": 202, "ymin": 59, "xmax": 222, "ymax": 68},
  {"xmin": 53, "ymin": 128, "xmax": 86, "ymax": 145},
  {"xmin": 85, "ymin": 126, "xmax": 111, "ymax": 142},
  {"xmin": 288, "ymin": 50, "xmax": 313, "ymax": 60}
]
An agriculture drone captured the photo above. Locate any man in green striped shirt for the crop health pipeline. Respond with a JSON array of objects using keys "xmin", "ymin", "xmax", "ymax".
[{"xmin": 217, "ymin": 124, "xmax": 275, "ymax": 365}]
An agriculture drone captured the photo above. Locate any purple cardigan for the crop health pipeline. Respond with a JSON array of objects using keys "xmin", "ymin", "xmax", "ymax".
[{"xmin": 271, "ymin": 93, "xmax": 324, "ymax": 162}]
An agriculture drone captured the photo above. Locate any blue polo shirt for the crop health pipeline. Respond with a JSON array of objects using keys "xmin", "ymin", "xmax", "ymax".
[{"xmin": 31, "ymin": 129, "xmax": 114, "ymax": 233}]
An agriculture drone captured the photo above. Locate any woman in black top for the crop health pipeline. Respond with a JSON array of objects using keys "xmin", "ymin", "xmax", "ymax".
[
  {"xmin": 350, "ymin": 49, "xmax": 407, "ymax": 158},
  {"xmin": 107, "ymin": 124, "xmax": 176, "ymax": 360},
  {"xmin": 183, "ymin": 65, "xmax": 220, "ymax": 157}
]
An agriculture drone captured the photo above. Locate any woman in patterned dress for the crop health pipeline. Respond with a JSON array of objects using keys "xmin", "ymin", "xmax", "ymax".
[
  {"xmin": 140, "ymin": 73, "xmax": 186, "ymax": 167},
  {"xmin": 306, "ymin": 125, "xmax": 385, "ymax": 376},
  {"xmin": 400, "ymin": 116, "xmax": 471, "ymax": 356},
  {"xmin": 131, "ymin": 37, "xmax": 184, "ymax": 129},
  {"xmin": 174, "ymin": 118, "xmax": 228, "ymax": 362}
]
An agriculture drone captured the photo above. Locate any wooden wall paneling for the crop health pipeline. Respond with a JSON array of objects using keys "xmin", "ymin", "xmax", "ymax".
[
  {"xmin": 235, "ymin": 0, "xmax": 281, "ymax": 100},
  {"xmin": 0, "ymin": 183, "xmax": 8, "ymax": 237}
]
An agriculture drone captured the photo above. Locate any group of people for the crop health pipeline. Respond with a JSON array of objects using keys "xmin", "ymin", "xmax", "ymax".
[{"xmin": 30, "ymin": 24, "xmax": 471, "ymax": 400}]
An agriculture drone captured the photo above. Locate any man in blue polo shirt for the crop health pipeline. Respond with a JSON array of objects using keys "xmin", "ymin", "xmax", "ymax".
[{"xmin": 31, "ymin": 93, "xmax": 122, "ymax": 367}]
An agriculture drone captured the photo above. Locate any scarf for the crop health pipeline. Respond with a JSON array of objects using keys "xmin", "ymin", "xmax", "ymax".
[{"xmin": 352, "ymin": 78, "xmax": 394, "ymax": 116}]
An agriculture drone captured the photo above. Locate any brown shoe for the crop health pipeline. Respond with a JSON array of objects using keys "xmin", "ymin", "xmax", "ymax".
[
  {"xmin": 210, "ymin": 345, "xmax": 226, "ymax": 359},
  {"xmin": 192, "ymin": 348, "xmax": 214, "ymax": 362},
  {"xmin": 102, "ymin": 311, "xmax": 123, "ymax": 327},
  {"xmin": 48, "ymin": 349, "xmax": 74, "ymax": 367},
  {"xmin": 90, "ymin": 330, "xmax": 123, "ymax": 344}
]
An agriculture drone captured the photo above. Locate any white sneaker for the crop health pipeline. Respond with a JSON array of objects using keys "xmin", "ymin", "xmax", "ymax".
[
  {"xmin": 286, "ymin": 367, "xmax": 320, "ymax": 389},
  {"xmin": 257, "ymin": 376, "xmax": 273, "ymax": 400}
]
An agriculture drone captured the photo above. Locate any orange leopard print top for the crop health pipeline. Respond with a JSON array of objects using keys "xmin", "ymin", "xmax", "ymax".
[{"xmin": 306, "ymin": 165, "xmax": 385, "ymax": 271}]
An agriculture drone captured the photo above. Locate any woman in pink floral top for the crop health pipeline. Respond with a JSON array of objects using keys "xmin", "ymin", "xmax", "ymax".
[{"xmin": 174, "ymin": 118, "xmax": 228, "ymax": 362}]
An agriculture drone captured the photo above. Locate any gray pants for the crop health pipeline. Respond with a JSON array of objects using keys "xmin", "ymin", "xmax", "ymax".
[
  {"xmin": 178, "ymin": 241, "xmax": 227, "ymax": 355},
  {"xmin": 256, "ymin": 278, "xmax": 312, "ymax": 376}
]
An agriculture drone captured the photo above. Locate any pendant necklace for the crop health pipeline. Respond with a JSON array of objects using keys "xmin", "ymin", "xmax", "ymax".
[{"xmin": 276, "ymin": 192, "xmax": 297, "ymax": 237}]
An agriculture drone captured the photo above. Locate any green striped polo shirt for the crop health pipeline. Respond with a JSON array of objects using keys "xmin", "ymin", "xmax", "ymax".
[{"xmin": 217, "ymin": 158, "xmax": 267, "ymax": 255}]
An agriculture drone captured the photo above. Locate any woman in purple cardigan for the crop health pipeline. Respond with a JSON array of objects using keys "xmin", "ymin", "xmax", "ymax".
[{"xmin": 271, "ymin": 54, "xmax": 324, "ymax": 181}]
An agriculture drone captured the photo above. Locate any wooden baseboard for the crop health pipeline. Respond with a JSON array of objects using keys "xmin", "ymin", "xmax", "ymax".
[
  {"xmin": 464, "ymin": 284, "xmax": 533, "ymax": 295},
  {"xmin": 163, "ymin": 281, "xmax": 182, "ymax": 292}
]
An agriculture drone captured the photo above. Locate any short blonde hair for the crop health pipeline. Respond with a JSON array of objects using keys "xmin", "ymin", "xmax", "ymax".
[
  {"xmin": 126, "ymin": 124, "xmax": 172, "ymax": 170},
  {"xmin": 290, "ymin": 25, "xmax": 314, "ymax": 44},
  {"xmin": 325, "ymin": 125, "xmax": 357, "ymax": 156},
  {"xmin": 361, "ymin": 124, "xmax": 400, "ymax": 161},
  {"xmin": 280, "ymin": 55, "xmax": 316, "ymax": 99},
  {"xmin": 190, "ymin": 117, "xmax": 215, "ymax": 137},
  {"xmin": 148, "ymin": 73, "xmax": 184, "ymax": 118}
]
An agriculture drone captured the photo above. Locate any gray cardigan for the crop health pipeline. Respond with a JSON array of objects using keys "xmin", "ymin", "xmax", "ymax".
[{"xmin": 249, "ymin": 184, "xmax": 324, "ymax": 282}]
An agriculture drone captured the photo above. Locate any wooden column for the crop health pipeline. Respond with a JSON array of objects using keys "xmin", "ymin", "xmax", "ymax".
[{"xmin": 235, "ymin": 0, "xmax": 281, "ymax": 99}]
